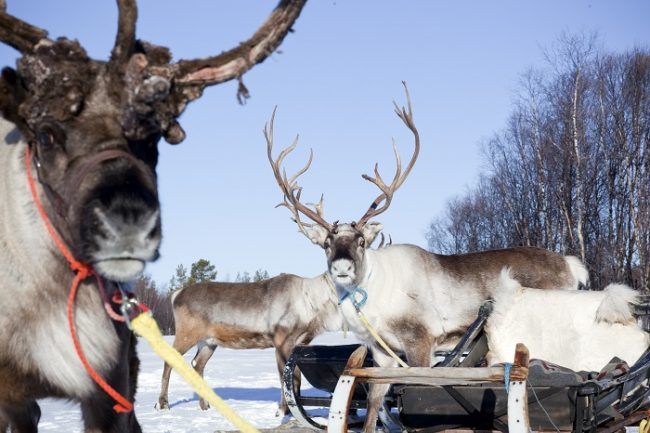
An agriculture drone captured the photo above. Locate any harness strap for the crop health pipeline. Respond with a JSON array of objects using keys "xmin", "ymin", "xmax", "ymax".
[
  {"xmin": 504, "ymin": 362, "xmax": 513, "ymax": 393},
  {"xmin": 339, "ymin": 286, "xmax": 368, "ymax": 308},
  {"xmin": 25, "ymin": 145, "xmax": 133, "ymax": 413}
]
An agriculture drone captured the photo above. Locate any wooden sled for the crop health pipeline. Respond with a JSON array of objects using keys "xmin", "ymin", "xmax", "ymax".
[{"xmin": 283, "ymin": 302, "xmax": 650, "ymax": 432}]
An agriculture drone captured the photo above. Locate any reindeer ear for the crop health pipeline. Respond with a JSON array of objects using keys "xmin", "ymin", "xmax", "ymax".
[
  {"xmin": 303, "ymin": 224, "xmax": 329, "ymax": 247},
  {"xmin": 361, "ymin": 222, "xmax": 383, "ymax": 247},
  {"xmin": 0, "ymin": 68, "xmax": 30, "ymax": 136}
]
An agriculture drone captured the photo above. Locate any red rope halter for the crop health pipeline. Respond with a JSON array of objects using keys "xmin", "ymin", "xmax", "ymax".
[{"xmin": 24, "ymin": 145, "xmax": 133, "ymax": 413}]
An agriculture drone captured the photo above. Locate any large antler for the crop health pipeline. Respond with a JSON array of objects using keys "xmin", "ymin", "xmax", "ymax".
[
  {"xmin": 0, "ymin": 2, "xmax": 50, "ymax": 53},
  {"xmin": 356, "ymin": 82, "xmax": 420, "ymax": 228},
  {"xmin": 264, "ymin": 108, "xmax": 334, "ymax": 236},
  {"xmin": 175, "ymin": 0, "xmax": 307, "ymax": 89}
]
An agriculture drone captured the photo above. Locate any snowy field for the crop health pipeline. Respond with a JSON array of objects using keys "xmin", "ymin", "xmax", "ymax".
[{"xmin": 37, "ymin": 332, "xmax": 358, "ymax": 432}]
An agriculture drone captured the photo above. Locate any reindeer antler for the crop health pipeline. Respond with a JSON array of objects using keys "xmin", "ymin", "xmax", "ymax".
[
  {"xmin": 0, "ymin": 1, "xmax": 308, "ymax": 145},
  {"xmin": 175, "ymin": 0, "xmax": 306, "ymax": 89},
  {"xmin": 0, "ymin": 4, "xmax": 49, "ymax": 53},
  {"xmin": 356, "ymin": 81, "xmax": 420, "ymax": 228},
  {"xmin": 108, "ymin": 0, "xmax": 137, "ymax": 73},
  {"xmin": 264, "ymin": 108, "xmax": 334, "ymax": 236}
]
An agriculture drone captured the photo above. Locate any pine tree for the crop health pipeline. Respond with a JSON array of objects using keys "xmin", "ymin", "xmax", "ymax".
[
  {"xmin": 187, "ymin": 259, "xmax": 217, "ymax": 285},
  {"xmin": 235, "ymin": 271, "xmax": 251, "ymax": 283},
  {"xmin": 253, "ymin": 269, "xmax": 270, "ymax": 282},
  {"xmin": 172, "ymin": 264, "xmax": 188, "ymax": 289}
]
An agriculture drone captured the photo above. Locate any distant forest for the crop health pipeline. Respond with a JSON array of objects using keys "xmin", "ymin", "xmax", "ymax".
[{"xmin": 428, "ymin": 35, "xmax": 649, "ymax": 290}]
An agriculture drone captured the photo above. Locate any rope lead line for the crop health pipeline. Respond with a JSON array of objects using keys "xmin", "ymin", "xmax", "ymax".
[
  {"xmin": 25, "ymin": 145, "xmax": 133, "ymax": 413},
  {"xmin": 355, "ymin": 308, "xmax": 410, "ymax": 368},
  {"xmin": 504, "ymin": 362, "xmax": 513, "ymax": 393},
  {"xmin": 26, "ymin": 144, "xmax": 259, "ymax": 429},
  {"xmin": 130, "ymin": 312, "xmax": 261, "ymax": 433}
]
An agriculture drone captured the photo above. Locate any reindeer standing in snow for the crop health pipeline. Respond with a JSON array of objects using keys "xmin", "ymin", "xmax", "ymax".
[
  {"xmin": 157, "ymin": 273, "xmax": 343, "ymax": 415},
  {"xmin": 0, "ymin": 1, "xmax": 307, "ymax": 431},
  {"xmin": 264, "ymin": 83, "xmax": 590, "ymax": 433}
]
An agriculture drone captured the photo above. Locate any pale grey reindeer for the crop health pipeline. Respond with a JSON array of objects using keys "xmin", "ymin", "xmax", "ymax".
[
  {"xmin": 157, "ymin": 273, "xmax": 342, "ymax": 414},
  {"xmin": 0, "ymin": 1, "xmax": 307, "ymax": 431},
  {"xmin": 264, "ymin": 83, "xmax": 589, "ymax": 433}
]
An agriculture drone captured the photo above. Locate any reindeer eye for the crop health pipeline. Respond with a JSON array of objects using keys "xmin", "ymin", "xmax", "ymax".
[
  {"xmin": 36, "ymin": 121, "xmax": 65, "ymax": 149},
  {"xmin": 37, "ymin": 130, "xmax": 55, "ymax": 147},
  {"xmin": 324, "ymin": 240, "xmax": 331, "ymax": 250},
  {"xmin": 359, "ymin": 238, "xmax": 365, "ymax": 247}
]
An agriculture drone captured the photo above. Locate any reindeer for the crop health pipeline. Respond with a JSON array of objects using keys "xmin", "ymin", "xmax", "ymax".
[
  {"xmin": 0, "ymin": 1, "xmax": 307, "ymax": 431},
  {"xmin": 157, "ymin": 273, "xmax": 342, "ymax": 414},
  {"xmin": 264, "ymin": 83, "xmax": 589, "ymax": 433}
]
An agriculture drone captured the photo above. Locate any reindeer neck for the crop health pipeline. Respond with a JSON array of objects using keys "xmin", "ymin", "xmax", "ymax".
[
  {"xmin": 310, "ymin": 273, "xmax": 345, "ymax": 332},
  {"xmin": 0, "ymin": 122, "xmax": 68, "ymax": 285},
  {"xmin": 360, "ymin": 249, "xmax": 377, "ymax": 289}
]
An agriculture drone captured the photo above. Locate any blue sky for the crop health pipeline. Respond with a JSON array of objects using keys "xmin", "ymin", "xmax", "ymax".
[{"xmin": 2, "ymin": 1, "xmax": 649, "ymax": 286}]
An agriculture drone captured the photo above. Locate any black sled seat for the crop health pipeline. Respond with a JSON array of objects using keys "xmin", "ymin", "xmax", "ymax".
[
  {"xmin": 283, "ymin": 344, "xmax": 404, "ymax": 429},
  {"xmin": 287, "ymin": 344, "xmax": 373, "ymax": 407}
]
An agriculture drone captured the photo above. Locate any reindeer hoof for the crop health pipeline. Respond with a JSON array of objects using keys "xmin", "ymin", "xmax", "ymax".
[
  {"xmin": 199, "ymin": 400, "xmax": 210, "ymax": 411},
  {"xmin": 276, "ymin": 405, "xmax": 289, "ymax": 417},
  {"xmin": 155, "ymin": 400, "xmax": 169, "ymax": 411}
]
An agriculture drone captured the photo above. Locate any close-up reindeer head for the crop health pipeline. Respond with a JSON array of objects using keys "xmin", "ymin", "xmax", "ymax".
[
  {"xmin": 0, "ymin": 0, "xmax": 306, "ymax": 281},
  {"xmin": 265, "ymin": 83, "xmax": 420, "ymax": 289}
]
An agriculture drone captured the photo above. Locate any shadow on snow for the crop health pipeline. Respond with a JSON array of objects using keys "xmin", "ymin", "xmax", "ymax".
[{"xmin": 169, "ymin": 387, "xmax": 281, "ymax": 408}]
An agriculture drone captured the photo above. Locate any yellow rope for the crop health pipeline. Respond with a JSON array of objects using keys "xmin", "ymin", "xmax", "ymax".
[
  {"xmin": 355, "ymin": 309, "xmax": 410, "ymax": 368},
  {"xmin": 130, "ymin": 312, "xmax": 260, "ymax": 433},
  {"xmin": 641, "ymin": 418, "xmax": 650, "ymax": 433},
  {"xmin": 323, "ymin": 273, "xmax": 409, "ymax": 368}
]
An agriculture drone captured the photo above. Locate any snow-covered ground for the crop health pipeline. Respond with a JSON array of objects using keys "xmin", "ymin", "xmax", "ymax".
[{"xmin": 37, "ymin": 332, "xmax": 359, "ymax": 432}]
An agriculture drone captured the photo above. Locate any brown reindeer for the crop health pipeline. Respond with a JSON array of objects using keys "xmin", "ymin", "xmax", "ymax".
[
  {"xmin": 264, "ymin": 83, "xmax": 589, "ymax": 433},
  {"xmin": 157, "ymin": 273, "xmax": 342, "ymax": 414},
  {"xmin": 0, "ymin": 1, "xmax": 307, "ymax": 431}
]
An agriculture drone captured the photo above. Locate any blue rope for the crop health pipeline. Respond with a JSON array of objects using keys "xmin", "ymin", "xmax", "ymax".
[
  {"xmin": 351, "ymin": 287, "xmax": 368, "ymax": 308},
  {"xmin": 337, "ymin": 270, "xmax": 372, "ymax": 309},
  {"xmin": 503, "ymin": 362, "xmax": 513, "ymax": 393},
  {"xmin": 339, "ymin": 287, "xmax": 368, "ymax": 308}
]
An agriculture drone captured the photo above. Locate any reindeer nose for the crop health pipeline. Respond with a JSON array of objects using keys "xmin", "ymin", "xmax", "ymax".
[
  {"xmin": 331, "ymin": 259, "xmax": 355, "ymax": 277},
  {"xmin": 89, "ymin": 164, "xmax": 161, "ymax": 251},
  {"xmin": 87, "ymin": 177, "xmax": 161, "ymax": 274},
  {"xmin": 90, "ymin": 202, "xmax": 160, "ymax": 281},
  {"xmin": 93, "ymin": 204, "xmax": 160, "ymax": 254}
]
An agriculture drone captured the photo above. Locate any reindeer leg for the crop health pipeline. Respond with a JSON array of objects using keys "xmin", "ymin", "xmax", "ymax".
[
  {"xmin": 81, "ymin": 323, "xmax": 142, "ymax": 433},
  {"xmin": 191, "ymin": 341, "xmax": 217, "ymax": 411},
  {"xmin": 0, "ymin": 409, "xmax": 7, "ymax": 433},
  {"xmin": 275, "ymin": 331, "xmax": 311, "ymax": 417},
  {"xmin": 0, "ymin": 401, "xmax": 40, "ymax": 433},
  {"xmin": 402, "ymin": 331, "xmax": 433, "ymax": 368},
  {"xmin": 274, "ymin": 343, "xmax": 292, "ymax": 416},
  {"xmin": 363, "ymin": 346, "xmax": 398, "ymax": 433},
  {"xmin": 126, "ymin": 331, "xmax": 141, "ymax": 433},
  {"xmin": 157, "ymin": 331, "xmax": 197, "ymax": 410}
]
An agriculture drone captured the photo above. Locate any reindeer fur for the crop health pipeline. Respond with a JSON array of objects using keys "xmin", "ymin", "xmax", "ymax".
[{"xmin": 486, "ymin": 269, "xmax": 648, "ymax": 371}]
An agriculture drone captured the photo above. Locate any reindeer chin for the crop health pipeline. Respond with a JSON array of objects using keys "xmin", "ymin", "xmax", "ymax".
[
  {"xmin": 331, "ymin": 273, "xmax": 357, "ymax": 289},
  {"xmin": 93, "ymin": 258, "xmax": 145, "ymax": 282}
]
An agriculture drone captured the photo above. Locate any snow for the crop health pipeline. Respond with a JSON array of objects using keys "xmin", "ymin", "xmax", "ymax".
[{"xmin": 37, "ymin": 332, "xmax": 359, "ymax": 432}]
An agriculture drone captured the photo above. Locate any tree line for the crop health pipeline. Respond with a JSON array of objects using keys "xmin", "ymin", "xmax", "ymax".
[
  {"xmin": 132, "ymin": 259, "xmax": 270, "ymax": 335},
  {"xmin": 428, "ymin": 36, "xmax": 649, "ymax": 290}
]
